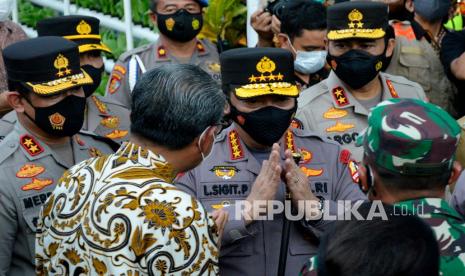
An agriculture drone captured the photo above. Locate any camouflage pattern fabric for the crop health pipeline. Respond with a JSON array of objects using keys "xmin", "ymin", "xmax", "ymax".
[
  {"xmin": 356, "ymin": 98, "xmax": 460, "ymax": 175},
  {"xmin": 395, "ymin": 198, "xmax": 465, "ymax": 275}
]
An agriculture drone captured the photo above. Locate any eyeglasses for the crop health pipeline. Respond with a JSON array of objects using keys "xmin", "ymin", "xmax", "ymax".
[{"xmin": 211, "ymin": 119, "xmax": 231, "ymax": 137}]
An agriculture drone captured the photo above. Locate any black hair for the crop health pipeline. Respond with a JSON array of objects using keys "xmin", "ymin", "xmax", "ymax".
[
  {"xmin": 317, "ymin": 202, "xmax": 440, "ymax": 276},
  {"xmin": 130, "ymin": 64, "xmax": 226, "ymax": 150},
  {"xmin": 280, "ymin": 0, "xmax": 327, "ymax": 40}
]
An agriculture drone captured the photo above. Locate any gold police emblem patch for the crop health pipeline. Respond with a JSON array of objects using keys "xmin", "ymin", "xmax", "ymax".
[
  {"xmin": 210, "ymin": 166, "xmax": 240, "ymax": 180},
  {"xmin": 165, "ymin": 18, "xmax": 175, "ymax": 31},
  {"xmin": 49, "ymin": 112, "xmax": 66, "ymax": 130},
  {"xmin": 76, "ymin": 20, "xmax": 92, "ymax": 35}
]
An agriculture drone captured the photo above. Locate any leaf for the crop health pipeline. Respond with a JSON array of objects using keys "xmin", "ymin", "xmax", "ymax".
[
  {"xmin": 130, "ymin": 226, "xmax": 157, "ymax": 258},
  {"xmin": 92, "ymin": 257, "xmax": 107, "ymax": 276},
  {"xmin": 94, "ymin": 155, "xmax": 109, "ymax": 173},
  {"xmin": 123, "ymin": 199, "xmax": 139, "ymax": 210}
]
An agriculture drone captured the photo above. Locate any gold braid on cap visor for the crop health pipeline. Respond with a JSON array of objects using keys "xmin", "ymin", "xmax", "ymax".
[
  {"xmin": 235, "ymin": 82, "xmax": 299, "ymax": 99},
  {"xmin": 25, "ymin": 70, "xmax": 93, "ymax": 95},
  {"xmin": 327, "ymin": 28, "xmax": 385, "ymax": 40}
]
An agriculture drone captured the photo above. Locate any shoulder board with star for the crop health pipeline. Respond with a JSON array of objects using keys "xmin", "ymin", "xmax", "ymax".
[
  {"xmin": 157, "ymin": 45, "xmax": 168, "ymax": 59},
  {"xmin": 196, "ymin": 41, "xmax": 205, "ymax": 53},
  {"xmin": 228, "ymin": 130, "xmax": 244, "ymax": 160},
  {"xmin": 331, "ymin": 86, "xmax": 350, "ymax": 107},
  {"xmin": 20, "ymin": 134, "xmax": 44, "ymax": 157}
]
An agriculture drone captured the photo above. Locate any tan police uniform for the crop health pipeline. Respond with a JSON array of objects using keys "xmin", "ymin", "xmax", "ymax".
[
  {"xmin": 0, "ymin": 95, "xmax": 130, "ymax": 144},
  {"xmin": 0, "ymin": 123, "xmax": 114, "ymax": 276},
  {"xmin": 105, "ymin": 38, "xmax": 221, "ymax": 109},
  {"xmin": 296, "ymin": 71, "xmax": 427, "ymax": 162},
  {"xmin": 386, "ymin": 20, "xmax": 457, "ymax": 116},
  {"xmin": 176, "ymin": 125, "xmax": 366, "ymax": 276}
]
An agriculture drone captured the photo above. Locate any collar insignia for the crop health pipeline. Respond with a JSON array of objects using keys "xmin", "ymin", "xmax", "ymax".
[{"xmin": 20, "ymin": 135, "xmax": 44, "ymax": 156}]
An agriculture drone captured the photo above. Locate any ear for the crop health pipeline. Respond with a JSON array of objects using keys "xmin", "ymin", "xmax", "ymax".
[
  {"xmin": 386, "ymin": 38, "xmax": 396, "ymax": 58},
  {"xmin": 149, "ymin": 11, "xmax": 158, "ymax": 26},
  {"xmin": 448, "ymin": 161, "xmax": 463, "ymax": 185},
  {"xmin": 324, "ymin": 38, "xmax": 329, "ymax": 51},
  {"xmin": 223, "ymin": 101, "xmax": 231, "ymax": 116},
  {"xmin": 6, "ymin": 91, "xmax": 25, "ymax": 113},
  {"xmin": 405, "ymin": 0, "xmax": 414, "ymax": 13},
  {"xmin": 277, "ymin": 33, "xmax": 289, "ymax": 48}
]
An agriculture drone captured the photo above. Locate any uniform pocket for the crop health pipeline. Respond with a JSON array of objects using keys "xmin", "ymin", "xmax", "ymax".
[
  {"xmin": 220, "ymin": 237, "xmax": 254, "ymax": 257},
  {"xmin": 398, "ymin": 48, "xmax": 431, "ymax": 91}
]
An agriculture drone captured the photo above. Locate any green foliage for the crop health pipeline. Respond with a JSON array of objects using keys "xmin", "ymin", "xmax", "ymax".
[
  {"xmin": 18, "ymin": 0, "xmax": 57, "ymax": 27},
  {"xmin": 95, "ymin": 72, "xmax": 109, "ymax": 96},
  {"xmin": 201, "ymin": 0, "xmax": 247, "ymax": 47}
]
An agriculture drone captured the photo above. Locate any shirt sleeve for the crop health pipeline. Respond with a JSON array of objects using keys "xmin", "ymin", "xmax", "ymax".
[{"xmin": 0, "ymin": 185, "xmax": 17, "ymax": 275}]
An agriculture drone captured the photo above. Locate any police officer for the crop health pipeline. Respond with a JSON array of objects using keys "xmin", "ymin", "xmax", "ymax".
[
  {"xmin": 0, "ymin": 16, "xmax": 131, "ymax": 143},
  {"xmin": 296, "ymin": 1, "xmax": 427, "ymax": 162},
  {"xmin": 356, "ymin": 98, "xmax": 465, "ymax": 275},
  {"xmin": 175, "ymin": 47, "xmax": 366, "ymax": 275},
  {"xmin": 0, "ymin": 37, "xmax": 115, "ymax": 275},
  {"xmin": 385, "ymin": 0, "xmax": 457, "ymax": 116},
  {"xmin": 105, "ymin": 0, "xmax": 221, "ymax": 109}
]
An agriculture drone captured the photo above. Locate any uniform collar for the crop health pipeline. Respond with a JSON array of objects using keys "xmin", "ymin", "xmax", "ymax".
[
  {"xmin": 153, "ymin": 38, "xmax": 210, "ymax": 62},
  {"xmin": 327, "ymin": 71, "xmax": 397, "ymax": 115},
  {"xmin": 114, "ymin": 142, "xmax": 177, "ymax": 183},
  {"xmin": 15, "ymin": 122, "xmax": 90, "ymax": 168}
]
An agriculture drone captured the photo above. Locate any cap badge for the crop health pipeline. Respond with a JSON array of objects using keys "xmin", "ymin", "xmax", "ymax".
[
  {"xmin": 49, "ymin": 112, "xmax": 66, "ymax": 130},
  {"xmin": 165, "ymin": 18, "xmax": 175, "ymax": 31},
  {"xmin": 54, "ymin": 54, "xmax": 71, "ymax": 77},
  {"xmin": 249, "ymin": 56, "xmax": 283, "ymax": 83},
  {"xmin": 76, "ymin": 20, "xmax": 92, "ymax": 35},
  {"xmin": 348, "ymin": 9, "xmax": 364, "ymax": 29}
]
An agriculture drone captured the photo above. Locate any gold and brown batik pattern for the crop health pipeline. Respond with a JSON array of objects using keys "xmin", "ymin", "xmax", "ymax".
[{"xmin": 36, "ymin": 142, "xmax": 219, "ymax": 275}]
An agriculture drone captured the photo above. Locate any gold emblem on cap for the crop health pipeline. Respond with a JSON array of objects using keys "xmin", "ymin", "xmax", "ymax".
[
  {"xmin": 165, "ymin": 18, "xmax": 175, "ymax": 31},
  {"xmin": 76, "ymin": 20, "xmax": 92, "ymax": 35},
  {"xmin": 54, "ymin": 54, "xmax": 72, "ymax": 77},
  {"xmin": 348, "ymin": 9, "xmax": 364, "ymax": 29},
  {"xmin": 249, "ymin": 56, "xmax": 283, "ymax": 83}
]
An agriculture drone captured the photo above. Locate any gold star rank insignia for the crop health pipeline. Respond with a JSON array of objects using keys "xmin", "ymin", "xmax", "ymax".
[
  {"xmin": 332, "ymin": 87, "xmax": 350, "ymax": 107},
  {"xmin": 20, "ymin": 135, "xmax": 44, "ymax": 156}
]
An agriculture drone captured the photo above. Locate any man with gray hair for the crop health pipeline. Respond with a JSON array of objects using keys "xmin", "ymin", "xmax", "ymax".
[{"xmin": 36, "ymin": 64, "xmax": 228, "ymax": 275}]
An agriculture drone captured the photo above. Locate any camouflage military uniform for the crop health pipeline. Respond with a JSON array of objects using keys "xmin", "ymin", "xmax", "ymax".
[
  {"xmin": 105, "ymin": 38, "xmax": 221, "ymax": 109},
  {"xmin": 395, "ymin": 198, "xmax": 465, "ymax": 275},
  {"xmin": 0, "ymin": 95, "xmax": 130, "ymax": 144}
]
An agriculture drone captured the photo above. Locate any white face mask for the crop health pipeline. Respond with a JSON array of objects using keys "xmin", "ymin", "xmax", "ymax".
[
  {"xmin": 0, "ymin": 0, "xmax": 13, "ymax": 21},
  {"xmin": 287, "ymin": 36, "xmax": 327, "ymax": 75}
]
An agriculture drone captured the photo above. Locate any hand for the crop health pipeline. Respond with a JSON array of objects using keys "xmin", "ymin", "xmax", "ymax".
[
  {"xmin": 244, "ymin": 143, "xmax": 282, "ymax": 223},
  {"xmin": 211, "ymin": 209, "xmax": 229, "ymax": 249},
  {"xmin": 271, "ymin": 15, "xmax": 281, "ymax": 35},
  {"xmin": 250, "ymin": 9, "xmax": 274, "ymax": 46},
  {"xmin": 283, "ymin": 149, "xmax": 318, "ymax": 216}
]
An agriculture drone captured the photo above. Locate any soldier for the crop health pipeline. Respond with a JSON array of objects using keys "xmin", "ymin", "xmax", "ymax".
[
  {"xmin": 0, "ymin": 16, "xmax": 131, "ymax": 143},
  {"xmin": 296, "ymin": 1, "xmax": 427, "ymax": 162},
  {"xmin": 0, "ymin": 37, "xmax": 116, "ymax": 275},
  {"xmin": 175, "ymin": 47, "xmax": 366, "ymax": 275},
  {"xmin": 385, "ymin": 0, "xmax": 458, "ymax": 116},
  {"xmin": 356, "ymin": 98, "xmax": 465, "ymax": 275},
  {"xmin": 105, "ymin": 0, "xmax": 221, "ymax": 109}
]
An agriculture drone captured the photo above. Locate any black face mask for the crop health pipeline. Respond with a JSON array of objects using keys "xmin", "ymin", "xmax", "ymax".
[
  {"xmin": 156, "ymin": 9, "xmax": 203, "ymax": 42},
  {"xmin": 82, "ymin": 64, "xmax": 104, "ymax": 97},
  {"xmin": 230, "ymin": 103, "xmax": 297, "ymax": 147},
  {"xmin": 24, "ymin": 94, "xmax": 86, "ymax": 137},
  {"xmin": 327, "ymin": 49, "xmax": 386, "ymax": 89}
]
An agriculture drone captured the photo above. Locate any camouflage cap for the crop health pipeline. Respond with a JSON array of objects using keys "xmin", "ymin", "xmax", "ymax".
[{"xmin": 356, "ymin": 98, "xmax": 460, "ymax": 176}]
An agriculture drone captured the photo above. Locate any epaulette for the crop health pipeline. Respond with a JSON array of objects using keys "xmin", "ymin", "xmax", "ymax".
[
  {"xmin": 118, "ymin": 43, "xmax": 153, "ymax": 63},
  {"xmin": 79, "ymin": 130, "xmax": 120, "ymax": 152},
  {"xmin": 382, "ymin": 72, "xmax": 421, "ymax": 89},
  {"xmin": 0, "ymin": 132, "xmax": 19, "ymax": 164}
]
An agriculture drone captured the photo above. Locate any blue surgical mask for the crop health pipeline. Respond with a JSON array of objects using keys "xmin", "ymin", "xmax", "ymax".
[{"xmin": 287, "ymin": 36, "xmax": 327, "ymax": 74}]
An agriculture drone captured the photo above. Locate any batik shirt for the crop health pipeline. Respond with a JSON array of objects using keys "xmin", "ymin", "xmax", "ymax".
[{"xmin": 36, "ymin": 142, "xmax": 219, "ymax": 275}]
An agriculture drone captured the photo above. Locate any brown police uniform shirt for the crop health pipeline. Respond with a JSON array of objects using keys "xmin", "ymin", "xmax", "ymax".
[
  {"xmin": 386, "ymin": 20, "xmax": 457, "ymax": 116},
  {"xmin": 104, "ymin": 38, "xmax": 221, "ymax": 109},
  {"xmin": 0, "ymin": 21, "xmax": 27, "ymax": 94},
  {"xmin": 0, "ymin": 122, "xmax": 114, "ymax": 276},
  {"xmin": 296, "ymin": 71, "xmax": 427, "ymax": 162},
  {"xmin": 0, "ymin": 95, "xmax": 130, "ymax": 144},
  {"xmin": 175, "ymin": 124, "xmax": 366, "ymax": 276}
]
